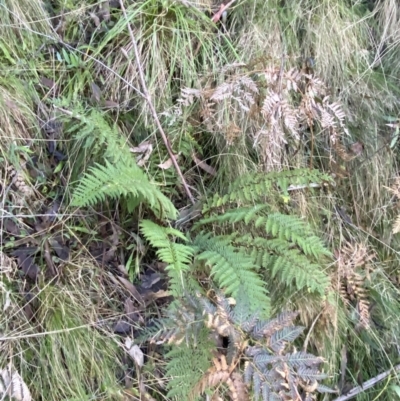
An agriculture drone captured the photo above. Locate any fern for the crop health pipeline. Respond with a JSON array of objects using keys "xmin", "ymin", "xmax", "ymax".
[
  {"xmin": 141, "ymin": 291, "xmax": 333, "ymax": 400},
  {"xmin": 140, "ymin": 220, "xmax": 194, "ymax": 296},
  {"xmin": 193, "ymin": 169, "xmax": 332, "ymax": 297},
  {"xmin": 193, "ymin": 233, "xmax": 270, "ymax": 315},
  {"xmin": 62, "ymin": 105, "xmax": 124, "ymax": 163},
  {"xmin": 203, "ymin": 168, "xmax": 333, "ymax": 212},
  {"xmin": 165, "ymin": 327, "xmax": 214, "ymax": 400},
  {"xmin": 149, "ymin": 292, "xmax": 333, "ymax": 401},
  {"xmin": 71, "ymin": 160, "xmax": 177, "ymax": 220}
]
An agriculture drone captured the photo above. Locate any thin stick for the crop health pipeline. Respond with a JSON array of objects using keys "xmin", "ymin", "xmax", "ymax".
[
  {"xmin": 211, "ymin": 0, "xmax": 237, "ymax": 23},
  {"xmin": 119, "ymin": 0, "xmax": 195, "ymax": 205},
  {"xmin": 332, "ymin": 364, "xmax": 400, "ymax": 401}
]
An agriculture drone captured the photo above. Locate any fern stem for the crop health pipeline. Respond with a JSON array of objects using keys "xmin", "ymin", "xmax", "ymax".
[{"xmin": 119, "ymin": 0, "xmax": 195, "ymax": 205}]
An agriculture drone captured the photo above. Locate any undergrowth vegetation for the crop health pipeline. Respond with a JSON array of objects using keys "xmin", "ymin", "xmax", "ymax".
[{"xmin": 1, "ymin": 0, "xmax": 400, "ymax": 400}]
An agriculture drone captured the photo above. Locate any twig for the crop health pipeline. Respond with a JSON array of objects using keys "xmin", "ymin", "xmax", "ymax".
[
  {"xmin": 211, "ymin": 0, "xmax": 237, "ymax": 23},
  {"xmin": 119, "ymin": 0, "xmax": 195, "ymax": 205},
  {"xmin": 332, "ymin": 364, "xmax": 400, "ymax": 401}
]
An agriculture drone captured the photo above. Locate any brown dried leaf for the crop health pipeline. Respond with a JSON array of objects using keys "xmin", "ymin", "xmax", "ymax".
[
  {"xmin": 12, "ymin": 248, "xmax": 40, "ymax": 280},
  {"xmin": 350, "ymin": 141, "xmax": 364, "ymax": 157},
  {"xmin": 90, "ymin": 82, "xmax": 102, "ymax": 103},
  {"xmin": 48, "ymin": 238, "xmax": 69, "ymax": 261},
  {"xmin": 158, "ymin": 156, "xmax": 175, "ymax": 170},
  {"xmin": 192, "ymin": 153, "xmax": 217, "ymax": 176},
  {"xmin": 117, "ymin": 276, "xmax": 144, "ymax": 305},
  {"xmin": 39, "ymin": 76, "xmax": 57, "ymax": 91},
  {"xmin": 89, "ymin": 12, "xmax": 101, "ymax": 27},
  {"xmin": 0, "ymin": 364, "xmax": 32, "ymax": 401},
  {"xmin": 103, "ymin": 100, "xmax": 119, "ymax": 109},
  {"xmin": 124, "ymin": 298, "xmax": 143, "ymax": 323},
  {"xmin": 130, "ymin": 141, "xmax": 153, "ymax": 166}
]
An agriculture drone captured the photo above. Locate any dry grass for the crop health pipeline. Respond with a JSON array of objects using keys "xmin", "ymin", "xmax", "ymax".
[{"xmin": 0, "ymin": 0, "xmax": 400, "ymax": 399}]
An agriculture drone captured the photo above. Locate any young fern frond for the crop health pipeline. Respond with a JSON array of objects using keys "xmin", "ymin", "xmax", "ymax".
[
  {"xmin": 71, "ymin": 160, "xmax": 177, "ymax": 220},
  {"xmin": 140, "ymin": 220, "xmax": 194, "ymax": 297}
]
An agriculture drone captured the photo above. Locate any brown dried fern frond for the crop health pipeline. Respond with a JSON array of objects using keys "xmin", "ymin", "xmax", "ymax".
[
  {"xmin": 0, "ymin": 251, "xmax": 17, "ymax": 275},
  {"xmin": 386, "ymin": 176, "xmax": 400, "ymax": 198},
  {"xmin": 172, "ymin": 60, "xmax": 350, "ymax": 172},
  {"xmin": 334, "ymin": 242, "xmax": 375, "ymax": 329},
  {"xmin": 392, "ymin": 214, "xmax": 400, "ymax": 234},
  {"xmin": 192, "ymin": 354, "xmax": 249, "ymax": 401},
  {"xmin": 385, "ymin": 177, "xmax": 400, "ymax": 233}
]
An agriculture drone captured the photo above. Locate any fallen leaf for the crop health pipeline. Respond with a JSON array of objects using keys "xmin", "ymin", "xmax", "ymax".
[
  {"xmin": 0, "ymin": 364, "xmax": 32, "ymax": 401},
  {"xmin": 125, "ymin": 338, "xmax": 144, "ymax": 367},
  {"xmin": 130, "ymin": 141, "xmax": 152, "ymax": 154},
  {"xmin": 41, "ymin": 201, "xmax": 60, "ymax": 227},
  {"xmin": 158, "ymin": 154, "xmax": 180, "ymax": 170},
  {"xmin": 39, "ymin": 77, "xmax": 57, "ymax": 91},
  {"xmin": 90, "ymin": 82, "xmax": 102, "ymax": 103},
  {"xmin": 103, "ymin": 100, "xmax": 119, "ymax": 109},
  {"xmin": 141, "ymin": 272, "xmax": 161, "ymax": 289},
  {"xmin": 114, "ymin": 320, "xmax": 132, "ymax": 334},
  {"xmin": 5, "ymin": 218, "xmax": 21, "ymax": 236},
  {"xmin": 192, "ymin": 153, "xmax": 217, "ymax": 176},
  {"xmin": 124, "ymin": 298, "xmax": 142, "ymax": 323},
  {"xmin": 116, "ymin": 276, "xmax": 144, "ymax": 305},
  {"xmin": 350, "ymin": 141, "xmax": 364, "ymax": 156},
  {"xmin": 49, "ymin": 238, "xmax": 69, "ymax": 260},
  {"xmin": 130, "ymin": 141, "xmax": 153, "ymax": 166},
  {"xmin": 12, "ymin": 248, "xmax": 40, "ymax": 280},
  {"xmin": 142, "ymin": 289, "xmax": 170, "ymax": 306}
]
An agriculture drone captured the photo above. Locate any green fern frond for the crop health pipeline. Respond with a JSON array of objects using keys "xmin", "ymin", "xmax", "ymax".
[
  {"xmin": 72, "ymin": 160, "xmax": 177, "ymax": 219},
  {"xmin": 140, "ymin": 220, "xmax": 194, "ymax": 296},
  {"xmin": 193, "ymin": 233, "xmax": 270, "ymax": 315},
  {"xmin": 267, "ymin": 242, "xmax": 330, "ymax": 294},
  {"xmin": 203, "ymin": 168, "xmax": 333, "ymax": 212},
  {"xmin": 261, "ymin": 213, "xmax": 331, "ymax": 258},
  {"xmin": 196, "ymin": 207, "xmax": 331, "ymax": 260},
  {"xmin": 64, "ymin": 107, "xmax": 124, "ymax": 163},
  {"xmin": 194, "ymin": 204, "xmax": 270, "ymax": 228},
  {"xmin": 231, "ymin": 235, "xmax": 330, "ymax": 295}
]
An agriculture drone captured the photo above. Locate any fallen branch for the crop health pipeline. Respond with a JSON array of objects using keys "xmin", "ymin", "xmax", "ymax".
[
  {"xmin": 332, "ymin": 364, "xmax": 400, "ymax": 401},
  {"xmin": 119, "ymin": 0, "xmax": 195, "ymax": 205}
]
